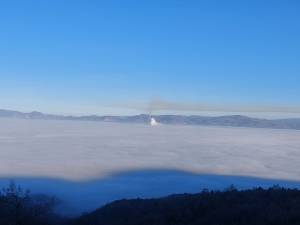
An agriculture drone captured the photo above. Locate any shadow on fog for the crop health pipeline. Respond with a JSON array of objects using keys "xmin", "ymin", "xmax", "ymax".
[{"xmin": 1, "ymin": 170, "xmax": 300, "ymax": 216}]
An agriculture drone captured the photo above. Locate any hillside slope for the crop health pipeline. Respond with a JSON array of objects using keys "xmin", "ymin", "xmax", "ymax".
[{"xmin": 74, "ymin": 187, "xmax": 300, "ymax": 225}]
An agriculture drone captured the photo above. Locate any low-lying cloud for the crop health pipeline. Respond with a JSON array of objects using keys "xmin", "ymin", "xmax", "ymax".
[{"xmin": 1, "ymin": 118, "xmax": 300, "ymax": 181}]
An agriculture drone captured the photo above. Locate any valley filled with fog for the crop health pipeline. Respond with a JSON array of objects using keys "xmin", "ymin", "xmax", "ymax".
[
  {"xmin": 1, "ymin": 118, "xmax": 300, "ymax": 181},
  {"xmin": 1, "ymin": 118, "xmax": 300, "ymax": 215}
]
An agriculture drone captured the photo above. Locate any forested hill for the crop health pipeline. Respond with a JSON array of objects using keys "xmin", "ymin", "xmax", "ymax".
[
  {"xmin": 73, "ymin": 186, "xmax": 300, "ymax": 225},
  {"xmin": 2, "ymin": 183, "xmax": 300, "ymax": 225}
]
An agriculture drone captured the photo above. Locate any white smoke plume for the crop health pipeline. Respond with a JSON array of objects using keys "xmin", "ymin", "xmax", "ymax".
[{"xmin": 150, "ymin": 117, "xmax": 158, "ymax": 126}]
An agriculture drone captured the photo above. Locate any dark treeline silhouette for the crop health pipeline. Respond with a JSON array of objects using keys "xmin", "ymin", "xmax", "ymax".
[
  {"xmin": 72, "ymin": 185, "xmax": 300, "ymax": 225},
  {"xmin": 2, "ymin": 182, "xmax": 300, "ymax": 225},
  {"xmin": 0, "ymin": 181, "xmax": 65, "ymax": 225}
]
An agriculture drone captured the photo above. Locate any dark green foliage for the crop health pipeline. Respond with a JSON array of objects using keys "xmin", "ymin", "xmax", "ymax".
[
  {"xmin": 73, "ymin": 186, "xmax": 300, "ymax": 225},
  {"xmin": 2, "ymin": 182, "xmax": 300, "ymax": 225},
  {"xmin": 0, "ymin": 181, "xmax": 63, "ymax": 225}
]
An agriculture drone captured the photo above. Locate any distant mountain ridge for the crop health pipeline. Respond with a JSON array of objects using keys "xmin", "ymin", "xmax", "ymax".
[{"xmin": 1, "ymin": 108, "xmax": 300, "ymax": 130}]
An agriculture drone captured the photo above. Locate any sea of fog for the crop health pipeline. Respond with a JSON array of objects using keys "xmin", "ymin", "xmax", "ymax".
[{"xmin": 0, "ymin": 118, "xmax": 300, "ymax": 215}]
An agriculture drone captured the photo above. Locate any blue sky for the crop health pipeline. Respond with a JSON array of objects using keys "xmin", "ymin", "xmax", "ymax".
[{"xmin": 0, "ymin": 0, "xmax": 299, "ymax": 115}]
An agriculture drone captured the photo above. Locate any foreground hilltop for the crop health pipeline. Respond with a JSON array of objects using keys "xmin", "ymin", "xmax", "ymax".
[
  {"xmin": 74, "ymin": 186, "xmax": 300, "ymax": 225},
  {"xmin": 2, "ymin": 183, "xmax": 300, "ymax": 225},
  {"xmin": 1, "ymin": 109, "xmax": 300, "ymax": 130}
]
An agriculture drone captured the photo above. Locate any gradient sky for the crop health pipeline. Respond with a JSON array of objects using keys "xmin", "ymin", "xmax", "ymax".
[{"xmin": 0, "ymin": 0, "xmax": 299, "ymax": 115}]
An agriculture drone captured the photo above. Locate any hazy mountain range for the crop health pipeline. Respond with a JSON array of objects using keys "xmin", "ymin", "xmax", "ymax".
[{"xmin": 1, "ymin": 108, "xmax": 300, "ymax": 130}]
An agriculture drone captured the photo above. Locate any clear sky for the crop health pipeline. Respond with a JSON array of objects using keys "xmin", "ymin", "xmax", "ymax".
[{"xmin": 0, "ymin": 0, "xmax": 299, "ymax": 116}]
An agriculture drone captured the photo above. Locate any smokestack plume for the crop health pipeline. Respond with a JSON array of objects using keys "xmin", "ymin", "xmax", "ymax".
[{"xmin": 150, "ymin": 117, "xmax": 158, "ymax": 126}]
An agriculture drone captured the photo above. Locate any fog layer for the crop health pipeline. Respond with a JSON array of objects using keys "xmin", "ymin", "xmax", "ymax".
[{"xmin": 0, "ymin": 118, "xmax": 300, "ymax": 181}]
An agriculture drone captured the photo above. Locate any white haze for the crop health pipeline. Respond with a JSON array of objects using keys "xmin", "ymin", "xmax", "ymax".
[
  {"xmin": 112, "ymin": 98, "xmax": 300, "ymax": 118},
  {"xmin": 0, "ymin": 118, "xmax": 300, "ymax": 181}
]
